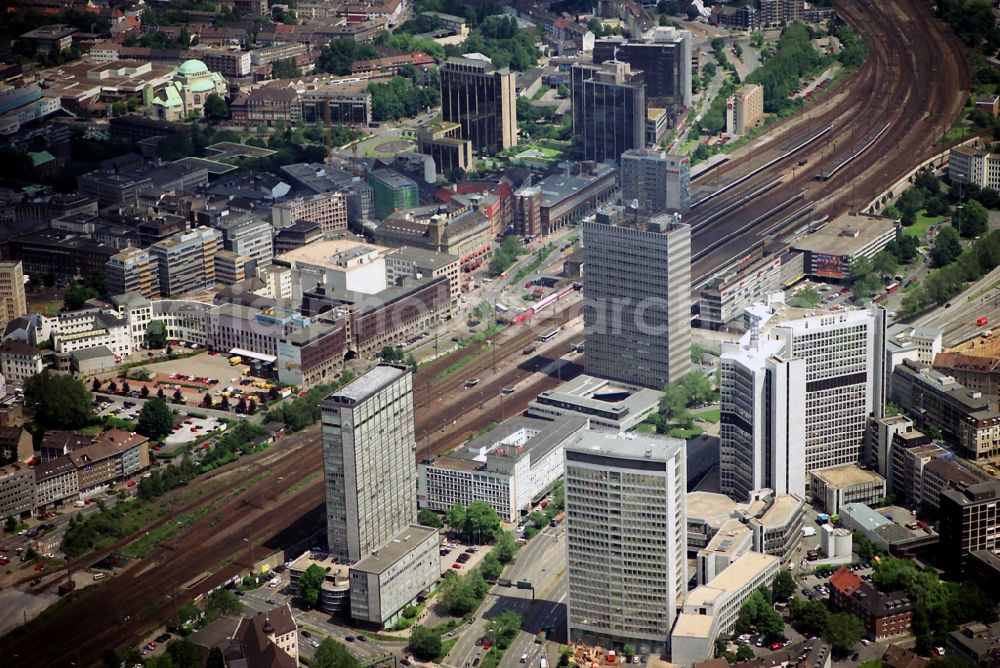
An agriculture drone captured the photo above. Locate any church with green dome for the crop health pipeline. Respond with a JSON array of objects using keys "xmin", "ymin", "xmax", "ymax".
[{"xmin": 151, "ymin": 59, "xmax": 227, "ymax": 121}]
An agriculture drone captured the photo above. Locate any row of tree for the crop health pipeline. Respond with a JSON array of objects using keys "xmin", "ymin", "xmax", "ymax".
[
  {"xmin": 902, "ymin": 227, "xmax": 1000, "ymax": 316},
  {"xmin": 369, "ymin": 74, "xmax": 440, "ymax": 122},
  {"xmin": 746, "ymin": 23, "xmax": 821, "ymax": 115},
  {"xmin": 264, "ymin": 371, "xmax": 356, "ymax": 432}
]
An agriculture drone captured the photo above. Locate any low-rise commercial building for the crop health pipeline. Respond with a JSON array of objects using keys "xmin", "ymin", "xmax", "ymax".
[
  {"xmin": 276, "ymin": 321, "xmax": 348, "ymax": 387},
  {"xmin": 418, "ymin": 416, "xmax": 587, "ymax": 522},
  {"xmin": 67, "ymin": 430, "xmax": 150, "ymax": 495},
  {"xmin": 349, "ymin": 524, "xmax": 439, "ymax": 628},
  {"xmin": 933, "ymin": 352, "xmax": 1000, "ymax": 397},
  {"xmin": 670, "ymin": 552, "xmax": 780, "ymax": 666},
  {"xmin": 840, "ymin": 503, "xmax": 913, "ymax": 553},
  {"xmin": 50, "ymin": 309, "xmax": 132, "ymax": 358},
  {"xmin": 686, "ymin": 491, "xmax": 739, "ymax": 552},
  {"xmin": 947, "ymin": 621, "xmax": 1000, "ymax": 667},
  {"xmin": 791, "ymin": 212, "xmax": 899, "ymax": 281},
  {"xmin": 829, "ymin": 567, "xmax": 913, "ymax": 640},
  {"xmin": 386, "ymin": 246, "xmax": 460, "ymax": 315},
  {"xmin": 697, "ymin": 242, "xmax": 796, "ymax": 329},
  {"xmin": 696, "ymin": 519, "xmax": 753, "ymax": 586},
  {"xmin": 809, "ymin": 464, "xmax": 887, "ymax": 515},
  {"xmin": 746, "ymin": 492, "xmax": 805, "ymax": 560},
  {"xmin": 273, "ymin": 237, "xmax": 389, "ymax": 302},
  {"xmin": 34, "ymin": 455, "xmax": 79, "ymax": 511},
  {"xmin": 288, "ymin": 550, "xmax": 352, "ymax": 615},
  {"xmin": 525, "ymin": 374, "xmax": 661, "ymax": 432}
]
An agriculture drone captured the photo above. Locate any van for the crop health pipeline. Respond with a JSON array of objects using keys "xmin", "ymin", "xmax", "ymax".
[
  {"xmin": 520, "ymin": 655, "xmax": 528, "ymax": 663},
  {"xmin": 93, "ymin": 572, "xmax": 106, "ymax": 581}
]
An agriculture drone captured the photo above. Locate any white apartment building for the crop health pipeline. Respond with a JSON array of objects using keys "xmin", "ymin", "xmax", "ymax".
[
  {"xmin": 418, "ymin": 416, "xmax": 588, "ymax": 522},
  {"xmin": 50, "ymin": 309, "xmax": 132, "ymax": 358},
  {"xmin": 670, "ymin": 552, "xmax": 780, "ymax": 666},
  {"xmin": 583, "ymin": 208, "xmax": 691, "ymax": 390},
  {"xmin": 565, "ymin": 431, "xmax": 687, "ymax": 655},
  {"xmin": 321, "ymin": 365, "xmax": 416, "ymax": 561},
  {"xmin": 216, "ymin": 215, "xmax": 274, "ymax": 270},
  {"xmin": 949, "ymin": 144, "xmax": 1000, "ymax": 190},
  {"xmin": 720, "ymin": 296, "xmax": 886, "ymax": 499},
  {"xmin": 0, "ymin": 340, "xmax": 43, "ymax": 384},
  {"xmin": 349, "ymin": 524, "xmax": 439, "ymax": 627}
]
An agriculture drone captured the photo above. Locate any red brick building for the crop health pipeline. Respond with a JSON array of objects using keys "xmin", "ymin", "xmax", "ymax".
[{"xmin": 829, "ymin": 567, "xmax": 913, "ymax": 640}]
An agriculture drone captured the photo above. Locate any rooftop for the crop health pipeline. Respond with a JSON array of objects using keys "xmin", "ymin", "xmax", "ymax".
[
  {"xmin": 686, "ymin": 491, "xmax": 739, "ymax": 523},
  {"xmin": 565, "ymin": 430, "xmax": 684, "ymax": 464},
  {"xmin": 387, "ymin": 246, "xmax": 459, "ymax": 271},
  {"xmin": 431, "ymin": 415, "xmax": 588, "ymax": 470},
  {"xmin": 670, "ymin": 613, "xmax": 716, "ymax": 639},
  {"xmin": 531, "ymin": 374, "xmax": 662, "ymax": 419},
  {"xmin": 684, "ymin": 552, "xmax": 779, "ymax": 606},
  {"xmin": 791, "ymin": 212, "xmax": 898, "ymax": 256},
  {"xmin": 323, "ymin": 364, "xmax": 407, "ymax": 407},
  {"xmin": 351, "ymin": 524, "xmax": 438, "ymax": 575},
  {"xmin": 810, "ymin": 463, "xmax": 886, "ymax": 489},
  {"xmin": 753, "ymin": 494, "xmax": 803, "ymax": 529},
  {"xmin": 275, "ymin": 238, "xmax": 388, "ymax": 270}
]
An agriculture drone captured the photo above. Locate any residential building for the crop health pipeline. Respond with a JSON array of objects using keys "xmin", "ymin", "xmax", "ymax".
[
  {"xmin": 349, "ymin": 524, "xmax": 439, "ymax": 627},
  {"xmin": 583, "ymin": 208, "xmax": 691, "ymax": 390},
  {"xmin": 271, "ymin": 191, "xmax": 348, "ymax": 233},
  {"xmin": 321, "ymin": 365, "xmax": 416, "ymax": 561},
  {"xmin": 418, "ymin": 416, "xmax": 587, "ymax": 522},
  {"xmin": 791, "ymin": 212, "xmax": 899, "ymax": 281},
  {"xmin": 829, "ymin": 567, "xmax": 913, "ymax": 640},
  {"xmin": 726, "ymin": 84, "xmax": 764, "ymax": 136},
  {"xmin": 368, "ymin": 170, "xmax": 419, "ymax": 220},
  {"xmin": 938, "ymin": 480, "xmax": 1000, "ymax": 574},
  {"xmin": 809, "ymin": 464, "xmax": 887, "ymax": 514},
  {"xmin": 439, "ymin": 55, "xmax": 517, "ymax": 156},
  {"xmin": 670, "ymin": 552, "xmax": 780, "ymax": 666},
  {"xmin": 67, "ymin": 430, "xmax": 150, "ymax": 495},
  {"xmin": 891, "ymin": 359, "xmax": 1000, "ymax": 464},
  {"xmin": 151, "ymin": 60, "xmax": 228, "ymax": 121},
  {"xmin": 213, "ymin": 214, "xmax": 274, "ymax": 271},
  {"xmin": 106, "ymin": 247, "xmax": 159, "ymax": 298},
  {"xmin": 417, "ymin": 121, "xmax": 475, "ymax": 175},
  {"xmin": 0, "ymin": 262, "xmax": 26, "ymax": 332},
  {"xmin": 571, "ymin": 61, "xmax": 646, "ymax": 163},
  {"xmin": 525, "ymin": 374, "xmax": 661, "ymax": 432},
  {"xmin": 592, "ymin": 27, "xmax": 692, "ymax": 108},
  {"xmin": 34, "ymin": 455, "xmax": 79, "ymax": 511},
  {"xmin": 948, "ymin": 144, "xmax": 1000, "ymax": 191},
  {"xmin": 621, "ymin": 149, "xmax": 690, "ymax": 215},
  {"xmin": 758, "ymin": 0, "xmax": 804, "ymax": 28},
  {"xmin": 933, "ymin": 352, "xmax": 1000, "ymax": 396},
  {"xmin": 0, "ymin": 428, "xmax": 32, "ymax": 464},
  {"xmin": 513, "ymin": 162, "xmax": 619, "ymax": 235},
  {"xmin": 0, "ymin": 340, "xmax": 45, "ymax": 384},
  {"xmin": 230, "ymin": 605, "xmax": 299, "ymax": 667},
  {"xmin": 720, "ymin": 297, "xmax": 886, "ymax": 499},
  {"xmin": 564, "ymin": 431, "xmax": 687, "ymax": 655},
  {"xmin": 0, "ymin": 463, "xmax": 35, "ymax": 519},
  {"xmin": 150, "ymin": 226, "xmax": 223, "ymax": 297}
]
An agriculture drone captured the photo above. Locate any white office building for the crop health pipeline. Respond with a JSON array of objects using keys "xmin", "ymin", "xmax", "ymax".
[
  {"xmin": 720, "ymin": 295, "xmax": 886, "ymax": 499},
  {"xmin": 565, "ymin": 431, "xmax": 687, "ymax": 655},
  {"xmin": 321, "ymin": 365, "xmax": 416, "ymax": 561}
]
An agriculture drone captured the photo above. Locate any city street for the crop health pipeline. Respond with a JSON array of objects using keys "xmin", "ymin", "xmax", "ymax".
[{"xmin": 444, "ymin": 524, "xmax": 567, "ymax": 668}]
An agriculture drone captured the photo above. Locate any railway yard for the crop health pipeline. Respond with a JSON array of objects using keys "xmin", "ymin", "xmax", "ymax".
[{"xmin": 0, "ymin": 0, "xmax": 976, "ymax": 664}]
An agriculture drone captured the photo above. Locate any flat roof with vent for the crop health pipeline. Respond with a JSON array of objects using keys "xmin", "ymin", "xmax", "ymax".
[{"xmin": 350, "ymin": 524, "xmax": 438, "ymax": 576}]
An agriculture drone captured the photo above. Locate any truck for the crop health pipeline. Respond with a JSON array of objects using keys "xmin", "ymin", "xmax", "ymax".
[
  {"xmin": 229, "ymin": 355, "xmax": 242, "ymax": 366},
  {"xmin": 978, "ymin": 316, "xmax": 989, "ymax": 327},
  {"xmin": 58, "ymin": 581, "xmax": 76, "ymax": 596}
]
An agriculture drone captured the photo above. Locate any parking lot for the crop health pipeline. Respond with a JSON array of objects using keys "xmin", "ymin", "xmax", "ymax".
[{"xmin": 439, "ymin": 541, "xmax": 489, "ymax": 575}]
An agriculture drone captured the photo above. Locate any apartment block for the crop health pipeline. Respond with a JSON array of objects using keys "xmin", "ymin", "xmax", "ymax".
[
  {"xmin": 621, "ymin": 149, "xmax": 691, "ymax": 215},
  {"xmin": 150, "ymin": 226, "xmax": 223, "ymax": 297},
  {"xmin": 34, "ymin": 456, "xmax": 79, "ymax": 511},
  {"xmin": 271, "ymin": 192, "xmax": 348, "ymax": 233},
  {"xmin": 0, "ymin": 463, "xmax": 36, "ymax": 519},
  {"xmin": 213, "ymin": 250, "xmax": 249, "ymax": 286},
  {"xmin": 571, "ymin": 61, "xmax": 646, "ymax": 163},
  {"xmin": 321, "ymin": 365, "xmax": 416, "ymax": 561},
  {"xmin": 891, "ymin": 359, "xmax": 1000, "ymax": 464},
  {"xmin": 565, "ymin": 431, "xmax": 687, "ymax": 655},
  {"xmin": 829, "ymin": 567, "xmax": 912, "ymax": 640},
  {"xmin": 720, "ymin": 297, "xmax": 886, "ymax": 499},
  {"xmin": 0, "ymin": 341, "xmax": 44, "ymax": 384},
  {"xmin": 938, "ymin": 480, "xmax": 1000, "ymax": 574},
  {"xmin": 106, "ymin": 247, "xmax": 159, "ymax": 298},
  {"xmin": 213, "ymin": 214, "xmax": 274, "ymax": 271},
  {"xmin": 66, "ymin": 430, "xmax": 150, "ymax": 495},
  {"xmin": 439, "ymin": 55, "xmax": 517, "ymax": 155},
  {"xmin": 726, "ymin": 83, "xmax": 764, "ymax": 136},
  {"xmin": 583, "ymin": 208, "xmax": 691, "ymax": 390},
  {"xmin": 0, "ymin": 261, "xmax": 27, "ymax": 330}
]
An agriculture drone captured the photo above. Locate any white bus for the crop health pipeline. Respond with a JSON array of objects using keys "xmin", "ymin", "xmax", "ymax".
[{"xmin": 538, "ymin": 329, "xmax": 559, "ymax": 343}]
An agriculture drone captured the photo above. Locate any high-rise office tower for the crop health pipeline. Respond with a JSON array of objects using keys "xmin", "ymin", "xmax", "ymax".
[
  {"xmin": 593, "ymin": 27, "xmax": 692, "ymax": 108},
  {"xmin": 106, "ymin": 247, "xmax": 160, "ymax": 298},
  {"xmin": 938, "ymin": 480, "xmax": 1000, "ymax": 574},
  {"xmin": 719, "ymin": 297, "xmax": 886, "ymax": 500},
  {"xmin": 150, "ymin": 226, "xmax": 222, "ymax": 297},
  {"xmin": 439, "ymin": 55, "xmax": 517, "ymax": 156},
  {"xmin": 621, "ymin": 149, "xmax": 691, "ymax": 215},
  {"xmin": 571, "ymin": 61, "xmax": 646, "ymax": 164},
  {"xmin": 583, "ymin": 207, "xmax": 691, "ymax": 390},
  {"xmin": 321, "ymin": 364, "xmax": 417, "ymax": 561},
  {"xmin": 564, "ymin": 431, "xmax": 687, "ymax": 655},
  {"xmin": 0, "ymin": 261, "xmax": 27, "ymax": 329}
]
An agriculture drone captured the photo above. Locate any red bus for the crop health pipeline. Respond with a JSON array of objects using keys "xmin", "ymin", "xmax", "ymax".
[{"xmin": 885, "ymin": 282, "xmax": 900, "ymax": 294}]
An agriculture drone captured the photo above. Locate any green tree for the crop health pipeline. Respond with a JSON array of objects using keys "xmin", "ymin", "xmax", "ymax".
[
  {"xmin": 146, "ymin": 320, "xmax": 167, "ymax": 349},
  {"xmin": 137, "ymin": 398, "xmax": 174, "ymax": 439},
  {"xmin": 932, "ymin": 225, "xmax": 964, "ymax": 266},
  {"xmin": 24, "ymin": 371, "xmax": 92, "ymax": 428},
  {"xmin": 686, "ymin": 4, "xmax": 700, "ymax": 19},
  {"xmin": 299, "ymin": 563, "xmax": 326, "ymax": 608},
  {"xmin": 313, "ymin": 637, "xmax": 361, "ymax": 668},
  {"xmin": 735, "ymin": 590, "xmax": 782, "ymax": 639},
  {"xmin": 165, "ymin": 639, "xmax": 200, "ymax": 667},
  {"xmin": 4, "ymin": 515, "xmax": 16, "ymax": 532},
  {"xmin": 463, "ymin": 500, "xmax": 501, "ymax": 544},
  {"xmin": 440, "ymin": 572, "xmax": 482, "ymax": 615},
  {"xmin": 64, "ymin": 281, "xmax": 99, "ymax": 310},
  {"xmin": 493, "ymin": 530, "xmax": 518, "ymax": 563},
  {"xmin": 177, "ymin": 602, "xmax": 200, "ymax": 626},
  {"xmin": 417, "ymin": 508, "xmax": 443, "ymax": 528},
  {"xmin": 823, "ymin": 612, "xmax": 864, "ymax": 655},
  {"xmin": 678, "ymin": 371, "xmax": 715, "ymax": 407},
  {"xmin": 788, "ymin": 597, "xmax": 830, "ymax": 635},
  {"xmin": 480, "ymin": 552, "xmax": 504, "ymax": 581},
  {"xmin": 446, "ymin": 503, "xmax": 467, "ymax": 534},
  {"xmin": 871, "ymin": 250, "xmax": 899, "ymax": 278},
  {"xmin": 557, "ymin": 84, "xmax": 570, "ymax": 98},
  {"xmin": 206, "ymin": 647, "xmax": 225, "ymax": 668},
  {"xmin": 204, "ymin": 588, "xmax": 243, "ymax": 623},
  {"xmin": 959, "ymin": 198, "xmax": 989, "ymax": 238},
  {"xmin": 203, "ymin": 93, "xmax": 229, "ymax": 122},
  {"xmin": 772, "ymin": 569, "xmax": 797, "ymax": 602},
  {"xmin": 736, "ymin": 645, "xmax": 755, "ymax": 661},
  {"xmin": 409, "ymin": 625, "xmax": 442, "ymax": 660}
]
